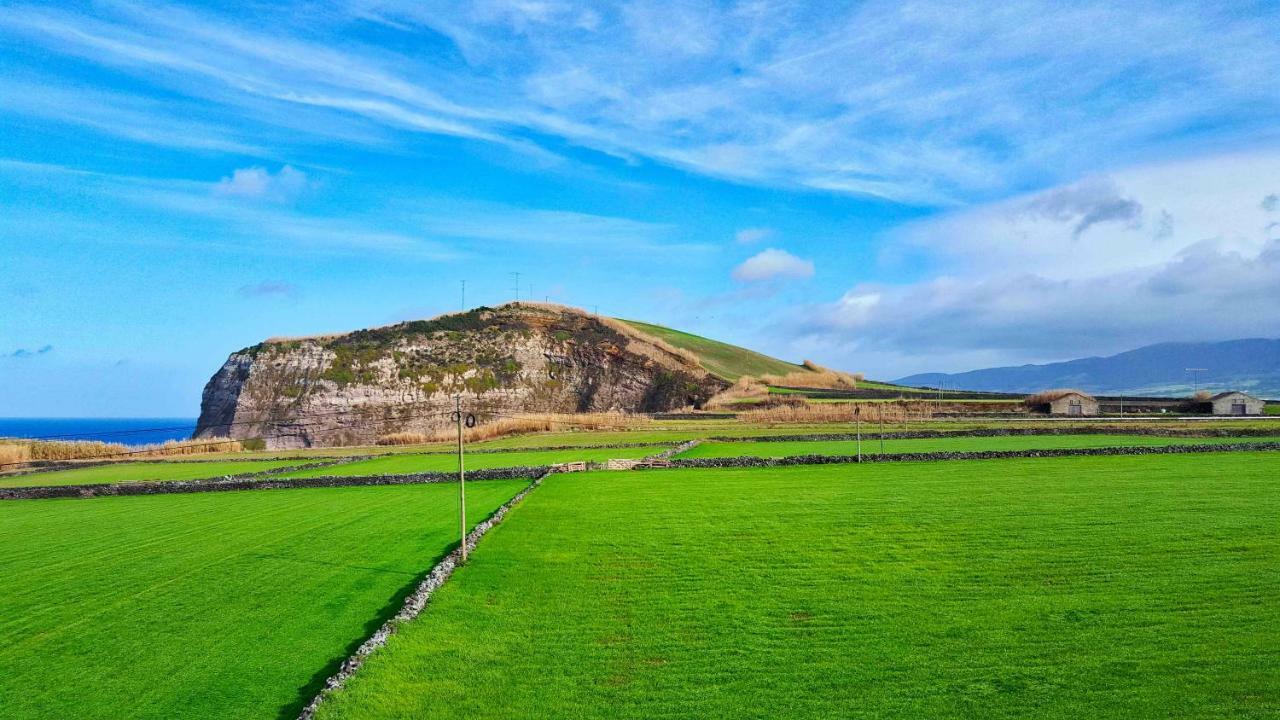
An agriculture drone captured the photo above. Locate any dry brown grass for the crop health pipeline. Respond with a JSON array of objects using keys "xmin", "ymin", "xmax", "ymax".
[
  {"xmin": 0, "ymin": 437, "xmax": 242, "ymax": 466},
  {"xmin": 1023, "ymin": 389, "xmax": 1094, "ymax": 407},
  {"xmin": 377, "ymin": 412, "xmax": 648, "ymax": 445},
  {"xmin": 740, "ymin": 401, "xmax": 932, "ymax": 424},
  {"xmin": 760, "ymin": 361, "xmax": 863, "ymax": 390},
  {"xmin": 706, "ymin": 376, "xmax": 771, "ymax": 409},
  {"xmin": 0, "ymin": 443, "xmax": 29, "ymax": 466}
]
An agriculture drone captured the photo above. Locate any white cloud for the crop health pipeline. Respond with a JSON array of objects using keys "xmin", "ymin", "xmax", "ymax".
[
  {"xmin": 734, "ymin": 227, "xmax": 774, "ymax": 244},
  {"xmin": 733, "ymin": 248, "xmax": 815, "ymax": 282},
  {"xmin": 213, "ymin": 165, "xmax": 309, "ymax": 202},
  {"xmin": 790, "ymin": 150, "xmax": 1280, "ymax": 374}
]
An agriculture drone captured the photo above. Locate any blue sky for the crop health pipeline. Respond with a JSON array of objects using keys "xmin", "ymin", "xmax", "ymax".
[{"xmin": 2, "ymin": 1, "xmax": 1279, "ymax": 416}]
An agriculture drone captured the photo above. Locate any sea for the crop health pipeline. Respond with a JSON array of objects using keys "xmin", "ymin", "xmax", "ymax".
[{"xmin": 0, "ymin": 418, "xmax": 199, "ymax": 446}]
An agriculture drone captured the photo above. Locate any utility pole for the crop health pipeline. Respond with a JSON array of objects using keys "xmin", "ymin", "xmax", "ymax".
[
  {"xmin": 455, "ymin": 395, "xmax": 467, "ymax": 562},
  {"xmin": 460, "ymin": 280, "xmax": 466, "ymax": 311},
  {"xmin": 879, "ymin": 406, "xmax": 885, "ymax": 455},
  {"xmin": 855, "ymin": 406, "xmax": 862, "ymax": 462},
  {"xmin": 510, "ymin": 272, "xmax": 522, "ymax": 303}
]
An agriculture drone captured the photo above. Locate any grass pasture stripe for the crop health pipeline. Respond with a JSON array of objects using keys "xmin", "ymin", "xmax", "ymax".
[{"xmin": 296, "ymin": 471, "xmax": 550, "ymax": 720}]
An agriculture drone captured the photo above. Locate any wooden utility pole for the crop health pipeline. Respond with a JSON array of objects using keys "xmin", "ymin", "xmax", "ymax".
[
  {"xmin": 879, "ymin": 406, "xmax": 885, "ymax": 455},
  {"xmin": 856, "ymin": 406, "xmax": 862, "ymax": 462},
  {"xmin": 456, "ymin": 395, "xmax": 467, "ymax": 562}
]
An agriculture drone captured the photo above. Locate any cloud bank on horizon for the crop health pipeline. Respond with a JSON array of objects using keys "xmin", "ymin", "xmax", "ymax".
[{"xmin": 1, "ymin": 0, "xmax": 1279, "ymax": 412}]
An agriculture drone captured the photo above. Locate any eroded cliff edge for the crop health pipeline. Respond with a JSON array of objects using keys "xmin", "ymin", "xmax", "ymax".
[{"xmin": 194, "ymin": 303, "xmax": 725, "ymax": 448}]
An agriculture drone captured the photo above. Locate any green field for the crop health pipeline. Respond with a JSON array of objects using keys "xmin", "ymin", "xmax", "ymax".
[
  {"xmin": 315, "ymin": 454, "xmax": 1280, "ymax": 719},
  {"xmin": 0, "ymin": 481, "xmax": 529, "ymax": 720},
  {"xmin": 279, "ymin": 446, "xmax": 667, "ymax": 478},
  {"xmin": 619, "ymin": 319, "xmax": 804, "ymax": 380},
  {"xmin": 0, "ymin": 459, "xmax": 325, "ymax": 488},
  {"xmin": 677, "ymin": 434, "xmax": 1280, "ymax": 459}
]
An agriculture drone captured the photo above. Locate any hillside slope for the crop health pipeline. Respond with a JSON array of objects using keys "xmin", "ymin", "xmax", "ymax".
[
  {"xmin": 619, "ymin": 320, "xmax": 804, "ymax": 381},
  {"xmin": 896, "ymin": 338, "xmax": 1280, "ymax": 398},
  {"xmin": 195, "ymin": 304, "xmax": 726, "ymax": 448}
]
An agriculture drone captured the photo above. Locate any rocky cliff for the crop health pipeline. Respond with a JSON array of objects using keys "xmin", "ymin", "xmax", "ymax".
[{"xmin": 194, "ymin": 304, "xmax": 726, "ymax": 448}]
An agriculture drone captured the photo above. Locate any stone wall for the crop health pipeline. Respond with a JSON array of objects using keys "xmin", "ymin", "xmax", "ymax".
[
  {"xmin": 0, "ymin": 465, "xmax": 546, "ymax": 501},
  {"xmin": 665, "ymin": 442, "xmax": 1280, "ymax": 469}
]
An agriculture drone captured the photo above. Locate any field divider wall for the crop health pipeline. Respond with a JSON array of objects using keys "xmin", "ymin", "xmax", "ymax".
[
  {"xmin": 663, "ymin": 442, "xmax": 1280, "ymax": 469},
  {"xmin": 0, "ymin": 465, "xmax": 548, "ymax": 501},
  {"xmin": 296, "ymin": 470, "xmax": 552, "ymax": 720},
  {"xmin": 645, "ymin": 439, "xmax": 701, "ymax": 461},
  {"xmin": 0, "ymin": 454, "xmax": 362, "ymax": 480},
  {"xmin": 706, "ymin": 427, "xmax": 1280, "ymax": 443}
]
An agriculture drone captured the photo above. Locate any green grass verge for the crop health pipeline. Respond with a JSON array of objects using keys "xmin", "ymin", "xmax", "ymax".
[
  {"xmin": 315, "ymin": 454, "xmax": 1280, "ymax": 719},
  {"xmin": 619, "ymin": 319, "xmax": 803, "ymax": 380},
  {"xmin": 0, "ymin": 459, "xmax": 326, "ymax": 488},
  {"xmin": 0, "ymin": 481, "xmax": 529, "ymax": 720},
  {"xmin": 279, "ymin": 446, "xmax": 667, "ymax": 478},
  {"xmin": 677, "ymin": 434, "xmax": 1280, "ymax": 458}
]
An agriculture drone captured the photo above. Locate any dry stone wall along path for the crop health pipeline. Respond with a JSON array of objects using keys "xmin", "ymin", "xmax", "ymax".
[{"xmin": 296, "ymin": 471, "xmax": 551, "ymax": 720}]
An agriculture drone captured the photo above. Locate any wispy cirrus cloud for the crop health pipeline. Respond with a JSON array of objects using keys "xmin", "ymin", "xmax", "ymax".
[
  {"xmin": 3, "ymin": 1, "xmax": 1278, "ymax": 204},
  {"xmin": 734, "ymin": 227, "xmax": 774, "ymax": 245},
  {"xmin": 238, "ymin": 281, "xmax": 299, "ymax": 299}
]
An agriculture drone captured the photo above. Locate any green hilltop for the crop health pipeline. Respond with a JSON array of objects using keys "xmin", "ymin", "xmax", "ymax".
[{"xmin": 618, "ymin": 319, "xmax": 805, "ymax": 381}]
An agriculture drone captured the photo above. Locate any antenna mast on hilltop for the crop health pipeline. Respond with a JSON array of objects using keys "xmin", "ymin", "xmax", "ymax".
[
  {"xmin": 510, "ymin": 272, "xmax": 521, "ymax": 303},
  {"xmin": 1186, "ymin": 368, "xmax": 1208, "ymax": 393}
]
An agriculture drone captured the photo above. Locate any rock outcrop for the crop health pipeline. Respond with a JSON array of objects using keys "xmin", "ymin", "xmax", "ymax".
[{"xmin": 195, "ymin": 304, "xmax": 725, "ymax": 448}]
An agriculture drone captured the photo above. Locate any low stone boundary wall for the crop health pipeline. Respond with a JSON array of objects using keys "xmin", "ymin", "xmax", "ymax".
[
  {"xmin": 297, "ymin": 471, "xmax": 549, "ymax": 720},
  {"xmin": 707, "ymin": 426, "xmax": 1280, "ymax": 444},
  {"xmin": 0, "ymin": 465, "xmax": 547, "ymax": 501},
  {"xmin": 0, "ymin": 454, "xmax": 360, "ymax": 481},
  {"xmin": 663, "ymin": 442, "xmax": 1280, "ymax": 469},
  {"xmin": 398, "ymin": 441, "xmax": 671, "ymax": 456},
  {"xmin": 646, "ymin": 439, "xmax": 701, "ymax": 461}
]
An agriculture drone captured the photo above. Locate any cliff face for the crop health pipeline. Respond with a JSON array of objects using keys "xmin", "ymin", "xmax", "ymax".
[{"xmin": 194, "ymin": 304, "xmax": 726, "ymax": 448}]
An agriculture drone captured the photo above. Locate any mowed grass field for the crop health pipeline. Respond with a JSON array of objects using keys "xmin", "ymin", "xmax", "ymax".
[
  {"xmin": 0, "ymin": 481, "xmax": 529, "ymax": 720},
  {"xmin": 279, "ymin": 446, "xmax": 666, "ymax": 478},
  {"xmin": 316, "ymin": 453, "xmax": 1280, "ymax": 719},
  {"xmin": 0, "ymin": 458, "xmax": 326, "ymax": 488},
  {"xmin": 677, "ymin": 434, "xmax": 1280, "ymax": 459}
]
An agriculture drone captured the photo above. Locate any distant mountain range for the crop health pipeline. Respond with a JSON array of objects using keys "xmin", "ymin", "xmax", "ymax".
[{"xmin": 895, "ymin": 339, "xmax": 1280, "ymax": 399}]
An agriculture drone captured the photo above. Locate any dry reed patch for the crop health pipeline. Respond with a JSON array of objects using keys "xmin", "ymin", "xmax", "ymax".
[
  {"xmin": 706, "ymin": 376, "xmax": 771, "ymax": 409},
  {"xmin": 740, "ymin": 402, "xmax": 932, "ymax": 424},
  {"xmin": 761, "ymin": 360, "xmax": 863, "ymax": 390},
  {"xmin": 377, "ymin": 412, "xmax": 648, "ymax": 445},
  {"xmin": 0, "ymin": 437, "xmax": 242, "ymax": 465},
  {"xmin": 1023, "ymin": 389, "xmax": 1094, "ymax": 407}
]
